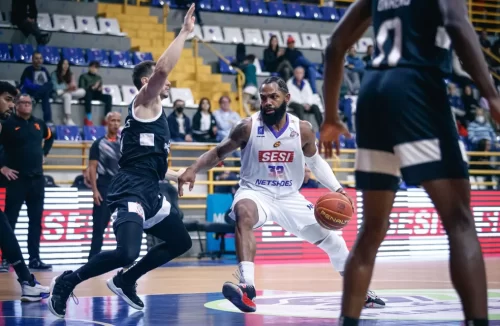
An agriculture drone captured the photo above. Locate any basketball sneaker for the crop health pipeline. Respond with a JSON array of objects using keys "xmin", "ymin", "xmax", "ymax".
[
  {"xmin": 364, "ymin": 290, "xmax": 385, "ymax": 308},
  {"xmin": 48, "ymin": 271, "xmax": 78, "ymax": 318},
  {"xmin": 222, "ymin": 281, "xmax": 257, "ymax": 313},
  {"xmin": 106, "ymin": 270, "xmax": 144, "ymax": 310},
  {"xmin": 19, "ymin": 275, "xmax": 50, "ymax": 302}
]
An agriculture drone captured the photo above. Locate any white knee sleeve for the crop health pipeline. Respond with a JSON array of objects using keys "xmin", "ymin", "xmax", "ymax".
[{"xmin": 300, "ymin": 224, "xmax": 349, "ymax": 272}]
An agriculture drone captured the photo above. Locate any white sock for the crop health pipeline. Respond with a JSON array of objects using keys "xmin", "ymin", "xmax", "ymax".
[{"xmin": 238, "ymin": 261, "xmax": 255, "ymax": 286}]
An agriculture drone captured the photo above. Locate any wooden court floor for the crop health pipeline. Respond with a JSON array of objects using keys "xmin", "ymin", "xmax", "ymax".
[{"xmin": 0, "ymin": 257, "xmax": 499, "ymax": 325}]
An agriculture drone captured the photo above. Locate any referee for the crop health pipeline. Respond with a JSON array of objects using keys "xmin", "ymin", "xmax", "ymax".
[
  {"xmin": 87, "ymin": 112, "xmax": 121, "ymax": 260},
  {"xmin": 0, "ymin": 93, "xmax": 54, "ymax": 271}
]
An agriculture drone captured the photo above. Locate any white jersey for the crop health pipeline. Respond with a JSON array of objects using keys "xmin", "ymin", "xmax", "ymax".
[{"xmin": 238, "ymin": 112, "xmax": 305, "ymax": 198}]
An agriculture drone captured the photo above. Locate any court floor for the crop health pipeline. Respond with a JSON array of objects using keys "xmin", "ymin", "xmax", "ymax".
[{"xmin": 0, "ymin": 257, "xmax": 499, "ymax": 325}]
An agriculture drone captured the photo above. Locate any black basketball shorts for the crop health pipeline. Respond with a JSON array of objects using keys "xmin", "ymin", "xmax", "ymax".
[{"xmin": 354, "ymin": 67, "xmax": 469, "ymax": 191}]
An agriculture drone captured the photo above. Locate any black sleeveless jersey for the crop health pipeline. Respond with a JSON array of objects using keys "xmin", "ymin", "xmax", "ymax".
[
  {"xmin": 118, "ymin": 98, "xmax": 171, "ymax": 180},
  {"xmin": 370, "ymin": 0, "xmax": 452, "ymax": 75}
]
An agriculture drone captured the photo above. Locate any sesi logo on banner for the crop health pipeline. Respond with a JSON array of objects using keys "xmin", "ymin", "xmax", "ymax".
[
  {"xmin": 254, "ymin": 188, "xmax": 500, "ymax": 263},
  {"xmin": 0, "ymin": 187, "xmax": 149, "ymax": 265}
]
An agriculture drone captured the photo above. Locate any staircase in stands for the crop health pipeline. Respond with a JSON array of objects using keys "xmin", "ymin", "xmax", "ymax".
[{"xmin": 97, "ymin": 3, "xmax": 238, "ymax": 110}]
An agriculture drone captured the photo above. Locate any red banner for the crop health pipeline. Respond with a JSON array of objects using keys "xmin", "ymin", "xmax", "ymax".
[{"xmin": 254, "ymin": 188, "xmax": 500, "ymax": 262}]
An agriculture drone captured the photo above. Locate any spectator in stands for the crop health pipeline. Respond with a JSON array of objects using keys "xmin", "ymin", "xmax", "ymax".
[
  {"xmin": 300, "ymin": 167, "xmax": 319, "ymax": 189},
  {"xmin": 448, "ymin": 82, "xmax": 466, "ymax": 124},
  {"xmin": 362, "ymin": 45, "xmax": 373, "ymax": 65},
  {"xmin": 213, "ymin": 96, "xmax": 241, "ymax": 141},
  {"xmin": 287, "ymin": 66, "xmax": 323, "ymax": 130},
  {"xmin": 192, "ymin": 98, "xmax": 217, "ymax": 143},
  {"xmin": 51, "ymin": 59, "xmax": 86, "ymax": 126},
  {"xmin": 20, "ymin": 52, "xmax": 53, "ymax": 124},
  {"xmin": 467, "ymin": 107, "xmax": 497, "ymax": 149},
  {"xmin": 469, "ymin": 138, "xmax": 495, "ymax": 190},
  {"xmin": 479, "ymin": 29, "xmax": 491, "ymax": 49},
  {"xmin": 11, "ymin": 0, "xmax": 50, "ymax": 45},
  {"xmin": 344, "ymin": 47, "xmax": 364, "ymax": 95},
  {"xmin": 214, "ymin": 162, "xmax": 239, "ymax": 194},
  {"xmin": 462, "ymin": 85, "xmax": 480, "ymax": 124},
  {"xmin": 167, "ymin": 99, "xmax": 193, "ymax": 142},
  {"xmin": 263, "ymin": 35, "xmax": 293, "ymax": 81},
  {"xmin": 79, "ymin": 61, "xmax": 112, "ymax": 126},
  {"xmin": 283, "ymin": 36, "xmax": 318, "ymax": 93}
]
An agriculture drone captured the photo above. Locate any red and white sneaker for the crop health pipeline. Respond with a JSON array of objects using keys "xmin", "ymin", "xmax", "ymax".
[{"xmin": 222, "ymin": 281, "xmax": 257, "ymax": 313}]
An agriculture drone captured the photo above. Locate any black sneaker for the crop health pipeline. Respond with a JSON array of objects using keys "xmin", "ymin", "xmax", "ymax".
[
  {"xmin": 29, "ymin": 259, "xmax": 52, "ymax": 271},
  {"xmin": 48, "ymin": 271, "xmax": 78, "ymax": 318},
  {"xmin": 0, "ymin": 259, "xmax": 9, "ymax": 273},
  {"xmin": 106, "ymin": 270, "xmax": 144, "ymax": 310},
  {"xmin": 222, "ymin": 281, "xmax": 257, "ymax": 313},
  {"xmin": 364, "ymin": 290, "xmax": 385, "ymax": 308}
]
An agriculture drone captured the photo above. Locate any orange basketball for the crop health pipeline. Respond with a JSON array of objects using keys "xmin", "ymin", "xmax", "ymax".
[{"xmin": 314, "ymin": 192, "xmax": 353, "ymax": 230}]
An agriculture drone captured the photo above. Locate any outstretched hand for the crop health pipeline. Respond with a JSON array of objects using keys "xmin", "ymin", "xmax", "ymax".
[
  {"xmin": 177, "ymin": 167, "xmax": 196, "ymax": 197},
  {"xmin": 319, "ymin": 120, "xmax": 351, "ymax": 158},
  {"xmin": 182, "ymin": 3, "xmax": 196, "ymax": 34}
]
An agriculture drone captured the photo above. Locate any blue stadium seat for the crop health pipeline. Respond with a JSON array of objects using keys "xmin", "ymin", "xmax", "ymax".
[
  {"xmin": 267, "ymin": 1, "xmax": 287, "ymax": 17},
  {"xmin": 0, "ymin": 43, "xmax": 12, "ymax": 62},
  {"xmin": 132, "ymin": 52, "xmax": 154, "ymax": 65},
  {"xmin": 321, "ymin": 7, "xmax": 339, "ymax": 22},
  {"xmin": 286, "ymin": 3, "xmax": 305, "ymax": 19},
  {"xmin": 83, "ymin": 126, "xmax": 106, "ymax": 141},
  {"xmin": 110, "ymin": 51, "xmax": 133, "ymax": 68},
  {"xmin": 56, "ymin": 125, "xmax": 82, "ymax": 141},
  {"xmin": 219, "ymin": 56, "xmax": 236, "ymax": 74},
  {"xmin": 249, "ymin": 0, "xmax": 269, "ymax": 15},
  {"xmin": 303, "ymin": 5, "xmax": 323, "ymax": 20},
  {"xmin": 230, "ymin": 0, "xmax": 249, "ymax": 13},
  {"xmin": 212, "ymin": 0, "xmax": 232, "ymax": 12},
  {"xmin": 37, "ymin": 46, "xmax": 60, "ymax": 65},
  {"xmin": 62, "ymin": 47, "xmax": 87, "ymax": 66},
  {"xmin": 87, "ymin": 48, "xmax": 111, "ymax": 67},
  {"xmin": 12, "ymin": 44, "xmax": 34, "ymax": 63},
  {"xmin": 199, "ymin": 0, "xmax": 213, "ymax": 11}
]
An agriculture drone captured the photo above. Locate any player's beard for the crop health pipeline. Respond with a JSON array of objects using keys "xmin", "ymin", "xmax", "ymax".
[
  {"xmin": 260, "ymin": 101, "xmax": 287, "ymax": 126},
  {"xmin": 0, "ymin": 108, "xmax": 12, "ymax": 120}
]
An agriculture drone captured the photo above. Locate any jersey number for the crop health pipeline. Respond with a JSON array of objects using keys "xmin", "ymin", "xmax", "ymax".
[
  {"xmin": 372, "ymin": 17, "xmax": 403, "ymax": 67},
  {"xmin": 268, "ymin": 165, "xmax": 284, "ymax": 177}
]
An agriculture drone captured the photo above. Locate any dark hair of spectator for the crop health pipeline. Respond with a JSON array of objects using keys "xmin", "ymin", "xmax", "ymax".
[
  {"xmin": 0, "ymin": 81, "xmax": 18, "ymax": 97},
  {"xmin": 197, "ymin": 97, "xmax": 211, "ymax": 113},
  {"xmin": 132, "ymin": 60, "xmax": 156, "ymax": 90},
  {"xmin": 89, "ymin": 61, "xmax": 100, "ymax": 68},
  {"xmin": 219, "ymin": 95, "xmax": 231, "ymax": 104},
  {"xmin": 261, "ymin": 76, "xmax": 289, "ymax": 95},
  {"xmin": 268, "ymin": 35, "xmax": 279, "ymax": 51},
  {"xmin": 173, "ymin": 99, "xmax": 184, "ymax": 107},
  {"xmin": 245, "ymin": 54, "xmax": 256, "ymax": 62},
  {"xmin": 56, "ymin": 59, "xmax": 72, "ymax": 85},
  {"xmin": 32, "ymin": 51, "xmax": 42, "ymax": 58}
]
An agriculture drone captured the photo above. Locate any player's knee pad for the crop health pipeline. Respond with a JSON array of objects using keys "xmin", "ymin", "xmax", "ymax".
[{"xmin": 300, "ymin": 224, "xmax": 349, "ymax": 271}]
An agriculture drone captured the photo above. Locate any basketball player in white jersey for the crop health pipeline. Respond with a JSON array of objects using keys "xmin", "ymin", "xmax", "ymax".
[{"xmin": 178, "ymin": 76, "xmax": 385, "ymax": 313}]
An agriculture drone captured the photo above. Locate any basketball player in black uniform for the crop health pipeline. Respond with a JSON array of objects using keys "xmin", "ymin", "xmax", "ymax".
[
  {"xmin": 47, "ymin": 5, "xmax": 196, "ymax": 318},
  {"xmin": 0, "ymin": 81, "xmax": 50, "ymax": 301},
  {"xmin": 320, "ymin": 0, "xmax": 499, "ymax": 325}
]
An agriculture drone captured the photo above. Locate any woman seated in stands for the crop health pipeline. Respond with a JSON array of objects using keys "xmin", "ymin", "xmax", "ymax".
[
  {"xmin": 51, "ymin": 59, "xmax": 85, "ymax": 126},
  {"xmin": 191, "ymin": 98, "xmax": 217, "ymax": 143}
]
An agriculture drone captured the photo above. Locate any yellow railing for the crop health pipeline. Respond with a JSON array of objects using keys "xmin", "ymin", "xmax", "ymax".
[{"xmin": 191, "ymin": 37, "xmax": 246, "ymax": 117}]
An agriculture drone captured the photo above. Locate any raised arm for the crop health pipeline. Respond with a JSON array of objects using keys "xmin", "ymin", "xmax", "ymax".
[
  {"xmin": 135, "ymin": 4, "xmax": 196, "ymax": 106},
  {"xmin": 177, "ymin": 117, "xmax": 251, "ymax": 196}
]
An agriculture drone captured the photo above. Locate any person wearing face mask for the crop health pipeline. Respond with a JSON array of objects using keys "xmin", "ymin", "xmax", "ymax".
[
  {"xmin": 178, "ymin": 76, "xmax": 384, "ymax": 313},
  {"xmin": 167, "ymin": 99, "xmax": 193, "ymax": 142},
  {"xmin": 467, "ymin": 108, "xmax": 497, "ymax": 149}
]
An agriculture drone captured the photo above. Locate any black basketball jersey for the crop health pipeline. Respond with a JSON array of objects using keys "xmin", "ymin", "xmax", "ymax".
[
  {"xmin": 118, "ymin": 98, "xmax": 171, "ymax": 180},
  {"xmin": 370, "ymin": 0, "xmax": 452, "ymax": 75}
]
